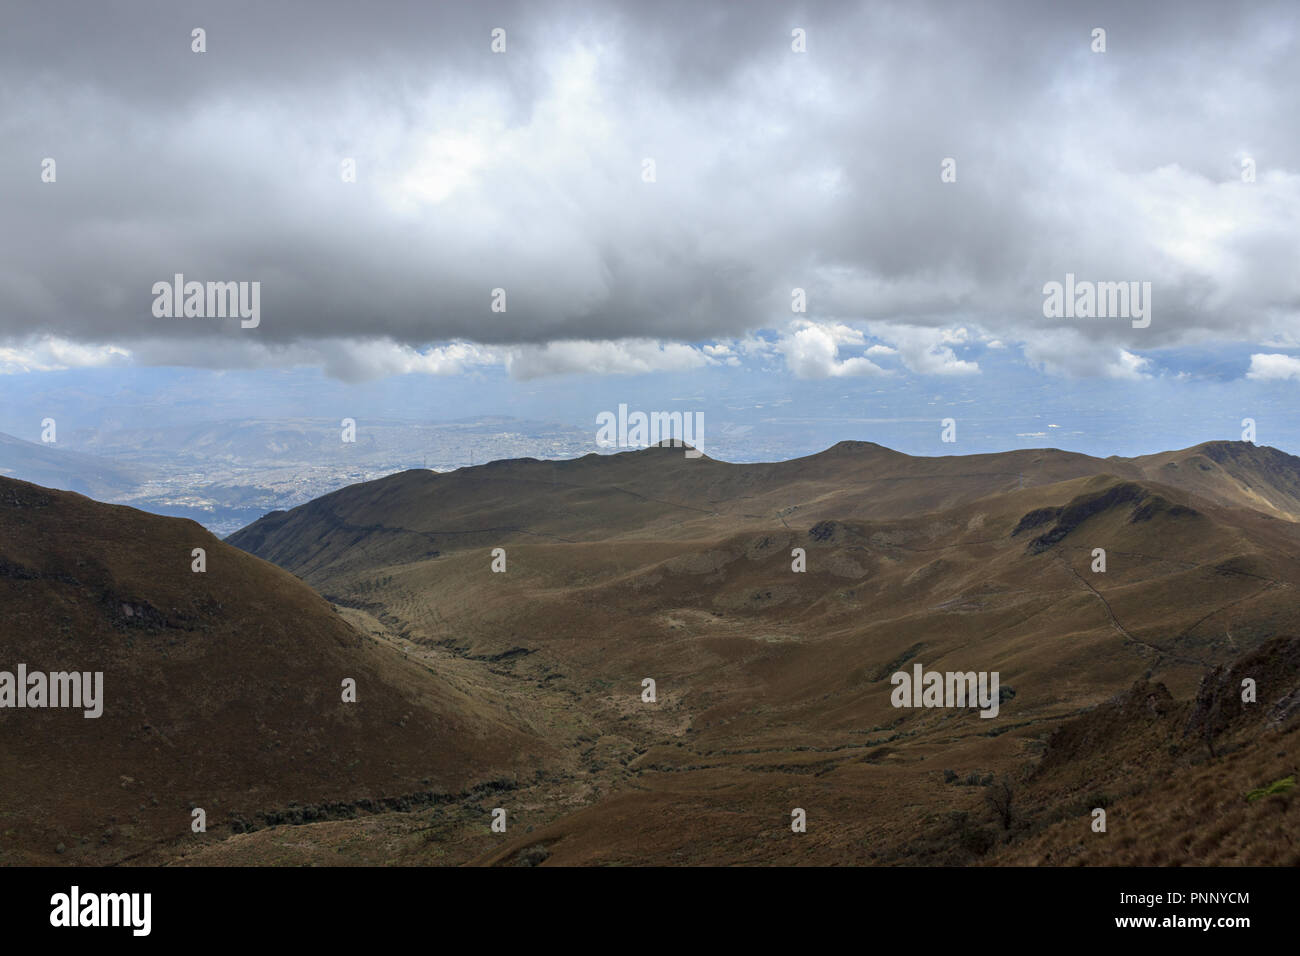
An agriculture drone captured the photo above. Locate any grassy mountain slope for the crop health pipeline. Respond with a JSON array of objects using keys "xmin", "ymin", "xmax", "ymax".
[
  {"xmin": 0, "ymin": 477, "xmax": 545, "ymax": 865},
  {"xmin": 212, "ymin": 441, "xmax": 1300, "ymax": 865}
]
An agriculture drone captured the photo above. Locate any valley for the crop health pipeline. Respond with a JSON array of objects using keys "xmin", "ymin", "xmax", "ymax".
[{"xmin": 3, "ymin": 439, "xmax": 1298, "ymax": 865}]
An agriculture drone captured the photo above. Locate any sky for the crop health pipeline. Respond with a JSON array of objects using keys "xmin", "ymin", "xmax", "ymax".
[{"xmin": 2, "ymin": 0, "xmax": 1299, "ymax": 460}]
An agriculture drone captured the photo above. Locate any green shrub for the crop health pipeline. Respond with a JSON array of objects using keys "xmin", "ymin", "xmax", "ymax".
[{"xmin": 1246, "ymin": 776, "xmax": 1295, "ymax": 802}]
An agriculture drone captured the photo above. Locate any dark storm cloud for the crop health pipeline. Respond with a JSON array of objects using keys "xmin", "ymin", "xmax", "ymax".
[{"xmin": 2, "ymin": 0, "xmax": 1298, "ymax": 376}]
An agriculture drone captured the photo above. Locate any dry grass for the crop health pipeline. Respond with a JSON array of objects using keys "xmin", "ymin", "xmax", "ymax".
[{"xmin": 8, "ymin": 440, "xmax": 1300, "ymax": 866}]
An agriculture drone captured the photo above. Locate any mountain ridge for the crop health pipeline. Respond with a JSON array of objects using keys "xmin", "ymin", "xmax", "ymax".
[{"xmin": 8, "ymin": 437, "xmax": 1299, "ymax": 866}]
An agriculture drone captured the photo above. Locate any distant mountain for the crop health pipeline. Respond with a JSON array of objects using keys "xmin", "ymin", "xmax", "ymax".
[
  {"xmin": 0, "ymin": 430, "xmax": 141, "ymax": 499},
  {"xmin": 0, "ymin": 477, "xmax": 545, "ymax": 865},
  {"xmin": 1127, "ymin": 440, "xmax": 1300, "ymax": 519},
  {"xmin": 228, "ymin": 440, "xmax": 1300, "ymax": 580}
]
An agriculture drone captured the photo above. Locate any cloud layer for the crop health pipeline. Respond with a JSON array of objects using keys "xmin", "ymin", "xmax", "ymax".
[{"xmin": 3, "ymin": 0, "xmax": 1299, "ymax": 380}]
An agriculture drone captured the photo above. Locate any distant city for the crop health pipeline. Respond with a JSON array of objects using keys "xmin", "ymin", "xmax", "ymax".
[{"xmin": 0, "ymin": 416, "xmax": 816, "ymax": 536}]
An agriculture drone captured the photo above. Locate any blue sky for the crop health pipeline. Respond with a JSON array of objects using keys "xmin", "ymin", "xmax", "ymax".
[{"xmin": 2, "ymin": 336, "xmax": 1294, "ymax": 463}]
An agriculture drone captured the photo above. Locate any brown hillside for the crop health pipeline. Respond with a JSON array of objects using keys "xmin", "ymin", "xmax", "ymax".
[
  {"xmin": 0, "ymin": 477, "xmax": 546, "ymax": 865},
  {"xmin": 208, "ymin": 442, "xmax": 1300, "ymax": 865}
]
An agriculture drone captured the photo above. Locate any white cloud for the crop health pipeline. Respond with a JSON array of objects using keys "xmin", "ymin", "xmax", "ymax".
[
  {"xmin": 702, "ymin": 342, "xmax": 742, "ymax": 366},
  {"xmin": 734, "ymin": 335, "xmax": 779, "ymax": 358},
  {"xmin": 0, "ymin": 337, "xmax": 131, "ymax": 374},
  {"xmin": 1111, "ymin": 349, "xmax": 1152, "ymax": 380},
  {"xmin": 320, "ymin": 340, "xmax": 499, "ymax": 381},
  {"xmin": 1020, "ymin": 330, "xmax": 1152, "ymax": 379},
  {"xmin": 121, "ymin": 337, "xmax": 499, "ymax": 383},
  {"xmin": 777, "ymin": 321, "xmax": 886, "ymax": 379},
  {"xmin": 866, "ymin": 324, "xmax": 980, "ymax": 376},
  {"xmin": 503, "ymin": 339, "xmax": 715, "ymax": 380},
  {"xmin": 1246, "ymin": 352, "xmax": 1300, "ymax": 380},
  {"xmin": 68, "ymin": 335, "xmax": 718, "ymax": 382}
]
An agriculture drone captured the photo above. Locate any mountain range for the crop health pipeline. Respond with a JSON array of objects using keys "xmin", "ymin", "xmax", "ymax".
[{"xmin": 3, "ymin": 439, "xmax": 1297, "ymax": 865}]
